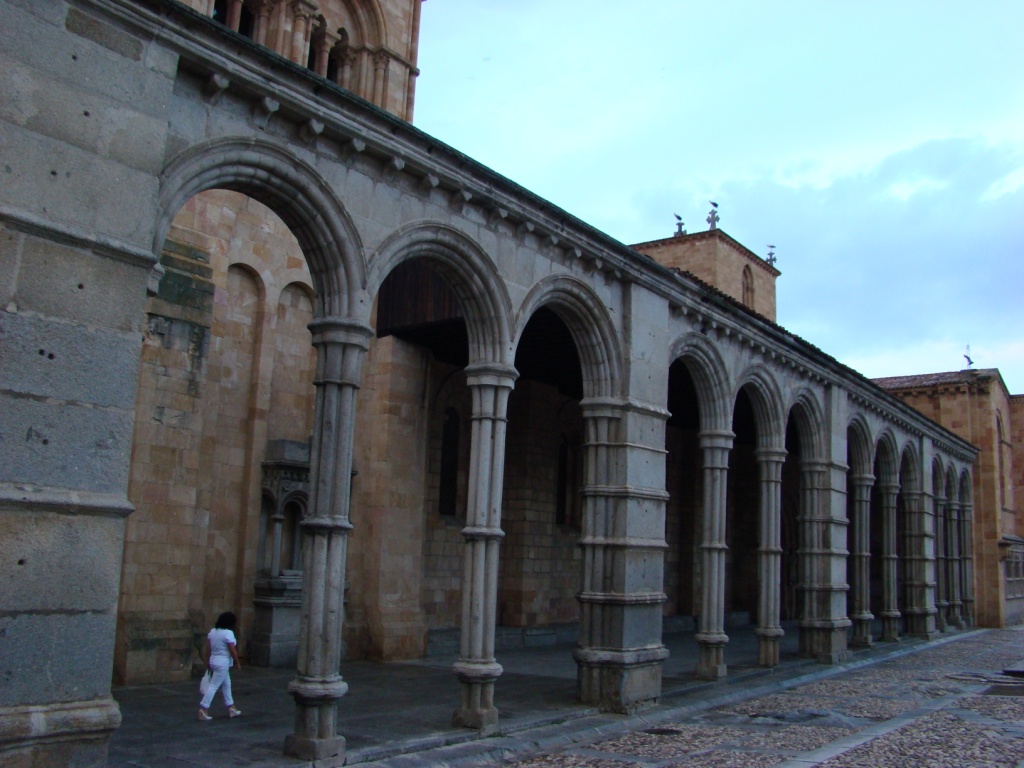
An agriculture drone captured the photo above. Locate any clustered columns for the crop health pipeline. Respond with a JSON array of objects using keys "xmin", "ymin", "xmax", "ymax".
[
  {"xmin": 878, "ymin": 482, "xmax": 902, "ymax": 642},
  {"xmin": 574, "ymin": 399, "xmax": 670, "ymax": 714},
  {"xmin": 452, "ymin": 363, "xmax": 518, "ymax": 735},
  {"xmin": 797, "ymin": 461, "xmax": 849, "ymax": 661},
  {"xmin": 934, "ymin": 491, "xmax": 948, "ymax": 631},
  {"xmin": 848, "ymin": 474, "xmax": 875, "ymax": 646},
  {"xmin": 960, "ymin": 501, "xmax": 975, "ymax": 626},
  {"xmin": 754, "ymin": 448, "xmax": 787, "ymax": 667},
  {"xmin": 284, "ymin": 319, "xmax": 371, "ymax": 765},
  {"xmin": 696, "ymin": 430, "xmax": 734, "ymax": 680},
  {"xmin": 946, "ymin": 500, "xmax": 964, "ymax": 629},
  {"xmin": 902, "ymin": 490, "xmax": 937, "ymax": 637}
]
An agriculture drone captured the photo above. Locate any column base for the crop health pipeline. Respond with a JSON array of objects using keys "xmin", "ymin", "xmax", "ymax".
[
  {"xmin": 696, "ymin": 638, "xmax": 728, "ymax": 680},
  {"xmin": 757, "ymin": 637, "xmax": 779, "ymax": 667},
  {"xmin": 283, "ymin": 734, "xmax": 346, "ymax": 766},
  {"xmin": 881, "ymin": 616, "xmax": 902, "ymax": 642},
  {"xmin": 453, "ymin": 659, "xmax": 502, "ymax": 735},
  {"xmin": 800, "ymin": 625, "xmax": 852, "ymax": 663},
  {"xmin": 575, "ymin": 646, "xmax": 667, "ymax": 713}
]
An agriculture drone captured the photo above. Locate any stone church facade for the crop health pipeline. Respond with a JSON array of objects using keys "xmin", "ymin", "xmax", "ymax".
[{"xmin": 0, "ymin": 0, "xmax": 981, "ymax": 765}]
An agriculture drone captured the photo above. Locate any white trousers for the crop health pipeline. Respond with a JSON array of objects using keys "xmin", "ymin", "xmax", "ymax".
[{"xmin": 199, "ymin": 664, "xmax": 233, "ymax": 709}]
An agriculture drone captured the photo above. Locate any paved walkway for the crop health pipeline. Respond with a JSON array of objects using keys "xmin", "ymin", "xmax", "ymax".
[{"xmin": 108, "ymin": 626, "xmax": 1024, "ymax": 767}]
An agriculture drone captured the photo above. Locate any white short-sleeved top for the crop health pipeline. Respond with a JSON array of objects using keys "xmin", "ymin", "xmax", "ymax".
[{"xmin": 208, "ymin": 628, "xmax": 237, "ymax": 667}]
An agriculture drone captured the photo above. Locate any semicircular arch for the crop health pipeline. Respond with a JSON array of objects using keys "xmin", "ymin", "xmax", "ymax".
[
  {"xmin": 874, "ymin": 429, "xmax": 901, "ymax": 485},
  {"xmin": 734, "ymin": 364, "xmax": 786, "ymax": 449},
  {"xmin": 514, "ymin": 275, "xmax": 623, "ymax": 400},
  {"xmin": 156, "ymin": 138, "xmax": 365, "ymax": 318},
  {"xmin": 786, "ymin": 387, "xmax": 826, "ymax": 460},
  {"xmin": 847, "ymin": 413, "xmax": 875, "ymax": 477},
  {"xmin": 367, "ymin": 222, "xmax": 513, "ymax": 366},
  {"xmin": 669, "ymin": 333, "xmax": 732, "ymax": 433}
]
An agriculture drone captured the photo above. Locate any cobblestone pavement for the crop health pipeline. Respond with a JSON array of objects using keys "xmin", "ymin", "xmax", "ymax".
[{"xmin": 505, "ymin": 629, "xmax": 1024, "ymax": 768}]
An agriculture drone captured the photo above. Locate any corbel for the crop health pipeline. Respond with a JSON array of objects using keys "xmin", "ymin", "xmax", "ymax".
[
  {"xmin": 252, "ymin": 96, "xmax": 279, "ymax": 129},
  {"xmin": 515, "ymin": 221, "xmax": 535, "ymax": 241},
  {"xmin": 299, "ymin": 118, "xmax": 324, "ymax": 145},
  {"xmin": 449, "ymin": 188, "xmax": 472, "ymax": 213},
  {"xmin": 203, "ymin": 73, "xmax": 230, "ymax": 104},
  {"xmin": 487, "ymin": 206, "xmax": 508, "ymax": 228},
  {"xmin": 383, "ymin": 156, "xmax": 405, "ymax": 181},
  {"xmin": 340, "ymin": 137, "xmax": 366, "ymax": 161},
  {"xmin": 421, "ymin": 173, "xmax": 440, "ymax": 191}
]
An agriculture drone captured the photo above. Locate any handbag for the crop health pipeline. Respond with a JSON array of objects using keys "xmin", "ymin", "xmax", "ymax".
[{"xmin": 199, "ymin": 670, "xmax": 212, "ymax": 696}]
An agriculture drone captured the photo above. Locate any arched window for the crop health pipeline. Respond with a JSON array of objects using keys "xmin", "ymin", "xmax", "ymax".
[
  {"xmin": 439, "ymin": 408, "xmax": 460, "ymax": 518},
  {"xmin": 742, "ymin": 265, "xmax": 755, "ymax": 308}
]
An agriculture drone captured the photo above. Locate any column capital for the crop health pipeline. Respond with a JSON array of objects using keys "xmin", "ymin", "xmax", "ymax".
[
  {"xmin": 308, "ymin": 316, "xmax": 373, "ymax": 348},
  {"xmin": 464, "ymin": 361, "xmax": 518, "ymax": 388},
  {"xmin": 698, "ymin": 429, "xmax": 735, "ymax": 451},
  {"xmin": 754, "ymin": 447, "xmax": 787, "ymax": 464},
  {"xmin": 849, "ymin": 473, "xmax": 876, "ymax": 487}
]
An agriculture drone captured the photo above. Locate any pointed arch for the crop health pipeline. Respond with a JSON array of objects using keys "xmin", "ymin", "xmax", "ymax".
[
  {"xmin": 156, "ymin": 138, "xmax": 365, "ymax": 318},
  {"xmin": 367, "ymin": 222, "xmax": 514, "ymax": 366},
  {"xmin": 669, "ymin": 333, "xmax": 732, "ymax": 432},
  {"xmin": 514, "ymin": 275, "xmax": 623, "ymax": 400},
  {"xmin": 734, "ymin": 364, "xmax": 786, "ymax": 449}
]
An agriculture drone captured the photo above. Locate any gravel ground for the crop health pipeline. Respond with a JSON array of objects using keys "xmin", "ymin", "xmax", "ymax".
[{"xmin": 507, "ymin": 630, "xmax": 1024, "ymax": 768}]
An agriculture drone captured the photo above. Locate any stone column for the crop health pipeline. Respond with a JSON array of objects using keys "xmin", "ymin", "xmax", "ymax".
[
  {"xmin": 289, "ymin": 0, "xmax": 318, "ymax": 66},
  {"xmin": 284, "ymin": 319, "xmax": 370, "ymax": 766},
  {"xmin": 902, "ymin": 491, "xmax": 937, "ymax": 637},
  {"xmin": 225, "ymin": 0, "xmax": 243, "ymax": 31},
  {"xmin": 848, "ymin": 473, "xmax": 874, "ymax": 646},
  {"xmin": 754, "ymin": 449, "xmax": 786, "ymax": 667},
  {"xmin": 312, "ymin": 28, "xmax": 340, "ymax": 78},
  {"xmin": 961, "ymin": 501, "xmax": 975, "ymax": 626},
  {"xmin": 946, "ymin": 500, "xmax": 964, "ymax": 628},
  {"xmin": 452, "ymin": 363, "xmax": 517, "ymax": 735},
  {"xmin": 372, "ymin": 51, "xmax": 389, "ymax": 108},
  {"xmin": 934, "ymin": 492, "xmax": 948, "ymax": 631},
  {"xmin": 696, "ymin": 430, "xmax": 733, "ymax": 680},
  {"xmin": 270, "ymin": 500, "xmax": 285, "ymax": 576},
  {"xmin": 251, "ymin": 0, "xmax": 273, "ymax": 47},
  {"xmin": 878, "ymin": 482, "xmax": 901, "ymax": 641},
  {"xmin": 797, "ymin": 460, "xmax": 849, "ymax": 660},
  {"xmin": 574, "ymin": 399, "xmax": 669, "ymax": 714}
]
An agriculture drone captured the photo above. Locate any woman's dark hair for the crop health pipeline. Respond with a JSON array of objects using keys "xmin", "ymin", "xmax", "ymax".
[{"xmin": 214, "ymin": 611, "xmax": 236, "ymax": 630}]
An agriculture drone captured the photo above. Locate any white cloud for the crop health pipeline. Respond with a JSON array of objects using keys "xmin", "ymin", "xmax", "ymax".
[
  {"xmin": 884, "ymin": 177, "xmax": 950, "ymax": 202},
  {"xmin": 981, "ymin": 166, "xmax": 1024, "ymax": 201}
]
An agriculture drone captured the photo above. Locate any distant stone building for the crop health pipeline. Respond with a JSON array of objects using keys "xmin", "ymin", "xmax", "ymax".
[
  {"xmin": 0, "ymin": 1, "xmax": 984, "ymax": 766},
  {"xmin": 875, "ymin": 369, "xmax": 1024, "ymax": 628}
]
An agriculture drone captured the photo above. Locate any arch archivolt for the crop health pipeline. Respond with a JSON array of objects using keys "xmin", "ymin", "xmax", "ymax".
[
  {"xmin": 898, "ymin": 442, "xmax": 923, "ymax": 494},
  {"xmin": 367, "ymin": 221, "xmax": 514, "ymax": 366},
  {"xmin": 514, "ymin": 275, "xmax": 623, "ymax": 400},
  {"xmin": 733, "ymin": 363, "xmax": 786, "ymax": 449},
  {"xmin": 785, "ymin": 386, "xmax": 827, "ymax": 460},
  {"xmin": 847, "ymin": 414, "xmax": 876, "ymax": 476},
  {"xmin": 958, "ymin": 469, "xmax": 973, "ymax": 504},
  {"xmin": 874, "ymin": 429, "xmax": 901, "ymax": 485},
  {"xmin": 669, "ymin": 333, "xmax": 732, "ymax": 433},
  {"xmin": 156, "ymin": 137, "xmax": 366, "ymax": 318}
]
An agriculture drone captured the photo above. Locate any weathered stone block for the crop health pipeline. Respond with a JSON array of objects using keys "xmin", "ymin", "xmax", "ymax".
[{"xmin": 0, "ymin": 312, "xmax": 141, "ymax": 407}]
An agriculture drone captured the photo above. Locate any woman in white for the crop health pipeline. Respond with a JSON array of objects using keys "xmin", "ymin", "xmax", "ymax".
[{"xmin": 198, "ymin": 611, "xmax": 242, "ymax": 721}]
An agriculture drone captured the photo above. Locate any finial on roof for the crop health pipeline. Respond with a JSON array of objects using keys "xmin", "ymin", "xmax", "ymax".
[
  {"xmin": 766, "ymin": 245, "xmax": 776, "ymax": 266},
  {"xmin": 963, "ymin": 344, "xmax": 974, "ymax": 369},
  {"xmin": 673, "ymin": 213, "xmax": 686, "ymax": 237},
  {"xmin": 707, "ymin": 201, "xmax": 719, "ymax": 230}
]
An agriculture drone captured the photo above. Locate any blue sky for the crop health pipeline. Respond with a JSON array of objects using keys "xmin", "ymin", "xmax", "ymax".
[{"xmin": 413, "ymin": 2, "xmax": 1024, "ymax": 393}]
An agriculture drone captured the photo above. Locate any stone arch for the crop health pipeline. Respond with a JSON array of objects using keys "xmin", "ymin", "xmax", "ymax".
[
  {"xmin": 514, "ymin": 276, "xmax": 623, "ymax": 400},
  {"xmin": 335, "ymin": 0, "xmax": 387, "ymax": 49},
  {"xmin": 786, "ymin": 388, "xmax": 826, "ymax": 461},
  {"xmin": 733, "ymin": 364, "xmax": 786, "ymax": 449},
  {"xmin": 932, "ymin": 456, "xmax": 946, "ymax": 497},
  {"xmin": 874, "ymin": 430, "xmax": 901, "ymax": 485},
  {"xmin": 368, "ymin": 222, "xmax": 513, "ymax": 366},
  {"xmin": 156, "ymin": 138, "xmax": 365, "ymax": 318},
  {"xmin": 847, "ymin": 414, "xmax": 875, "ymax": 476},
  {"xmin": 669, "ymin": 333, "xmax": 732, "ymax": 432},
  {"xmin": 958, "ymin": 467, "xmax": 973, "ymax": 504},
  {"xmin": 898, "ymin": 442, "xmax": 922, "ymax": 494}
]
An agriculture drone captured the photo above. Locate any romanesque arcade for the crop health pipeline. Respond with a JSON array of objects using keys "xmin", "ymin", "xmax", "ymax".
[{"xmin": 0, "ymin": 1, "xmax": 977, "ymax": 765}]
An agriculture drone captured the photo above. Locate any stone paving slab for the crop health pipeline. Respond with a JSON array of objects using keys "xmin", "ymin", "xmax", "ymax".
[{"xmin": 109, "ymin": 627, "xmax": 1024, "ymax": 767}]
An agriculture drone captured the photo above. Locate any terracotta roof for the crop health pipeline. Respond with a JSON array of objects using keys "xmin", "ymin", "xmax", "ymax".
[{"xmin": 873, "ymin": 369, "xmax": 999, "ymax": 390}]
